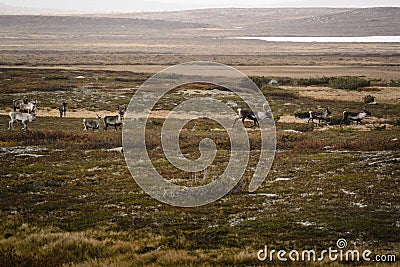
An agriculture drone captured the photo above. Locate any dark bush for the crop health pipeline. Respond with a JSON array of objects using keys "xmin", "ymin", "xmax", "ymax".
[
  {"xmin": 276, "ymin": 77, "xmax": 294, "ymax": 85},
  {"xmin": 328, "ymin": 117, "xmax": 343, "ymax": 125},
  {"xmin": 388, "ymin": 79, "xmax": 400, "ymax": 87},
  {"xmin": 364, "ymin": 95, "xmax": 375, "ymax": 104},
  {"xmin": 44, "ymin": 75, "xmax": 69, "ymax": 80},
  {"xmin": 294, "ymin": 111, "xmax": 310, "ymax": 119},
  {"xmin": 388, "ymin": 118, "xmax": 400, "ymax": 126},
  {"xmin": 250, "ymin": 76, "xmax": 271, "ymax": 88},
  {"xmin": 329, "ymin": 76, "xmax": 370, "ymax": 90},
  {"xmin": 296, "ymin": 77, "xmax": 330, "ymax": 86}
]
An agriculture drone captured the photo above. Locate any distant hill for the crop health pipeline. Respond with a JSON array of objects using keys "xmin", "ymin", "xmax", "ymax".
[
  {"xmin": 0, "ymin": 15, "xmax": 210, "ymax": 36},
  {"xmin": 109, "ymin": 7, "xmax": 400, "ymax": 36},
  {"xmin": 0, "ymin": 7, "xmax": 398, "ymax": 39},
  {"xmin": 249, "ymin": 7, "xmax": 400, "ymax": 36},
  {"xmin": 0, "ymin": 2, "xmax": 79, "ymax": 15}
]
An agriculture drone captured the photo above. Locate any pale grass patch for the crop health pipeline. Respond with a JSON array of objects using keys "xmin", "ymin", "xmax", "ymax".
[{"xmin": 0, "ymin": 228, "xmax": 165, "ymax": 267}]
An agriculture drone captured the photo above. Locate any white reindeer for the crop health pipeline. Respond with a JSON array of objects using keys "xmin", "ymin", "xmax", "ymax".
[
  {"xmin": 83, "ymin": 115, "xmax": 102, "ymax": 132},
  {"xmin": 9, "ymin": 112, "xmax": 36, "ymax": 130},
  {"xmin": 19, "ymin": 100, "xmax": 37, "ymax": 114},
  {"xmin": 340, "ymin": 109, "xmax": 371, "ymax": 126},
  {"xmin": 232, "ymin": 103, "xmax": 272, "ymax": 128},
  {"xmin": 308, "ymin": 107, "xmax": 331, "ymax": 126}
]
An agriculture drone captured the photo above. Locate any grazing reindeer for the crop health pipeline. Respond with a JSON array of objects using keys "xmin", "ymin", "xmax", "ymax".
[
  {"xmin": 83, "ymin": 115, "xmax": 102, "ymax": 132},
  {"xmin": 59, "ymin": 102, "xmax": 67, "ymax": 118},
  {"xmin": 255, "ymin": 103, "xmax": 273, "ymax": 124},
  {"xmin": 19, "ymin": 100, "xmax": 37, "ymax": 114},
  {"xmin": 104, "ymin": 107, "xmax": 126, "ymax": 131},
  {"xmin": 232, "ymin": 103, "xmax": 272, "ymax": 128},
  {"xmin": 308, "ymin": 107, "xmax": 331, "ymax": 126},
  {"xmin": 340, "ymin": 109, "xmax": 371, "ymax": 126},
  {"xmin": 13, "ymin": 97, "xmax": 29, "ymax": 111},
  {"xmin": 9, "ymin": 112, "xmax": 36, "ymax": 130}
]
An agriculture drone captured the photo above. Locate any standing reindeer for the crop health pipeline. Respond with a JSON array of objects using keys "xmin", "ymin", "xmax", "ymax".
[
  {"xmin": 232, "ymin": 103, "xmax": 272, "ymax": 128},
  {"xmin": 13, "ymin": 97, "xmax": 29, "ymax": 111},
  {"xmin": 103, "ymin": 105, "xmax": 126, "ymax": 131},
  {"xmin": 59, "ymin": 102, "xmax": 67, "ymax": 118},
  {"xmin": 340, "ymin": 109, "xmax": 371, "ymax": 126},
  {"xmin": 308, "ymin": 107, "xmax": 331, "ymax": 126},
  {"xmin": 83, "ymin": 115, "xmax": 102, "ymax": 132},
  {"xmin": 19, "ymin": 100, "xmax": 37, "ymax": 114},
  {"xmin": 9, "ymin": 112, "xmax": 36, "ymax": 131}
]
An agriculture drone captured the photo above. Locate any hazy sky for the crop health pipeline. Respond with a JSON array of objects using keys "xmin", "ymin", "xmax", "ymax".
[{"xmin": 2, "ymin": 0, "xmax": 400, "ymax": 12}]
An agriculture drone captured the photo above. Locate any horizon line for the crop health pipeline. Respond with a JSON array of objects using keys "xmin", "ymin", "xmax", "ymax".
[{"xmin": 1, "ymin": 2, "xmax": 400, "ymax": 14}]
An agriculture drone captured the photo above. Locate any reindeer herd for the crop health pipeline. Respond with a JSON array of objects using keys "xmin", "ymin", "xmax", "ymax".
[
  {"xmin": 306, "ymin": 107, "xmax": 372, "ymax": 127},
  {"xmin": 9, "ymin": 97, "xmax": 37, "ymax": 130},
  {"xmin": 8, "ymin": 96, "xmax": 372, "ymax": 131},
  {"xmin": 232, "ymin": 104, "xmax": 372, "ymax": 128},
  {"xmin": 83, "ymin": 106, "xmax": 126, "ymax": 132},
  {"xmin": 8, "ymin": 97, "xmax": 127, "ymax": 132}
]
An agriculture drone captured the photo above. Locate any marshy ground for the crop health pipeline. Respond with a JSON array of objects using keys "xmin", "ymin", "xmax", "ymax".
[{"xmin": 0, "ymin": 67, "xmax": 399, "ymax": 266}]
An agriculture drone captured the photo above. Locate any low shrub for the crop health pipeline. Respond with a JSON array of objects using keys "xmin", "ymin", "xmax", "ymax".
[
  {"xmin": 250, "ymin": 76, "xmax": 271, "ymax": 88},
  {"xmin": 44, "ymin": 75, "xmax": 69, "ymax": 80},
  {"xmin": 293, "ymin": 123, "xmax": 314, "ymax": 132},
  {"xmin": 276, "ymin": 77, "xmax": 294, "ymax": 85},
  {"xmin": 388, "ymin": 79, "xmax": 400, "ymax": 87},
  {"xmin": 292, "ymin": 139, "xmax": 325, "ymax": 151},
  {"xmin": 364, "ymin": 95, "xmax": 375, "ymax": 104},
  {"xmin": 388, "ymin": 118, "xmax": 400, "ymax": 126},
  {"xmin": 294, "ymin": 111, "xmax": 310, "ymax": 119},
  {"xmin": 337, "ymin": 138, "xmax": 400, "ymax": 151},
  {"xmin": 329, "ymin": 76, "xmax": 370, "ymax": 90},
  {"xmin": 263, "ymin": 88, "xmax": 299, "ymax": 99},
  {"xmin": 296, "ymin": 76, "xmax": 330, "ymax": 86},
  {"xmin": 328, "ymin": 116, "xmax": 343, "ymax": 125}
]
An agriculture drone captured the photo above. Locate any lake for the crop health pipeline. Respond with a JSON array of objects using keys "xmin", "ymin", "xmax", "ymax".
[{"xmin": 232, "ymin": 36, "xmax": 400, "ymax": 43}]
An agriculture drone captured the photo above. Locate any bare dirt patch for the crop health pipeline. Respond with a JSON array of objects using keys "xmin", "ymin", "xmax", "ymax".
[{"xmin": 278, "ymin": 115, "xmax": 307, "ymax": 124}]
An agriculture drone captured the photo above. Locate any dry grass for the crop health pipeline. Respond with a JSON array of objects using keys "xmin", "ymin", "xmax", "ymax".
[{"xmin": 0, "ymin": 68, "xmax": 399, "ymax": 266}]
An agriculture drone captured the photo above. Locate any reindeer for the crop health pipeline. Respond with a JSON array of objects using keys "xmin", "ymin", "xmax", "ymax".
[
  {"xmin": 9, "ymin": 112, "xmax": 36, "ymax": 130},
  {"xmin": 13, "ymin": 97, "xmax": 29, "ymax": 111},
  {"xmin": 308, "ymin": 107, "xmax": 331, "ymax": 126},
  {"xmin": 19, "ymin": 100, "xmax": 37, "ymax": 114},
  {"xmin": 104, "ymin": 106, "xmax": 126, "ymax": 131},
  {"xmin": 340, "ymin": 109, "xmax": 371, "ymax": 126},
  {"xmin": 232, "ymin": 103, "xmax": 272, "ymax": 128},
  {"xmin": 59, "ymin": 102, "xmax": 67, "ymax": 118},
  {"xmin": 83, "ymin": 115, "xmax": 102, "ymax": 132}
]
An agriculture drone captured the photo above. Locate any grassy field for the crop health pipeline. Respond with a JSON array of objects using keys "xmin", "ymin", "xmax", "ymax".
[{"xmin": 0, "ymin": 67, "xmax": 399, "ymax": 266}]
